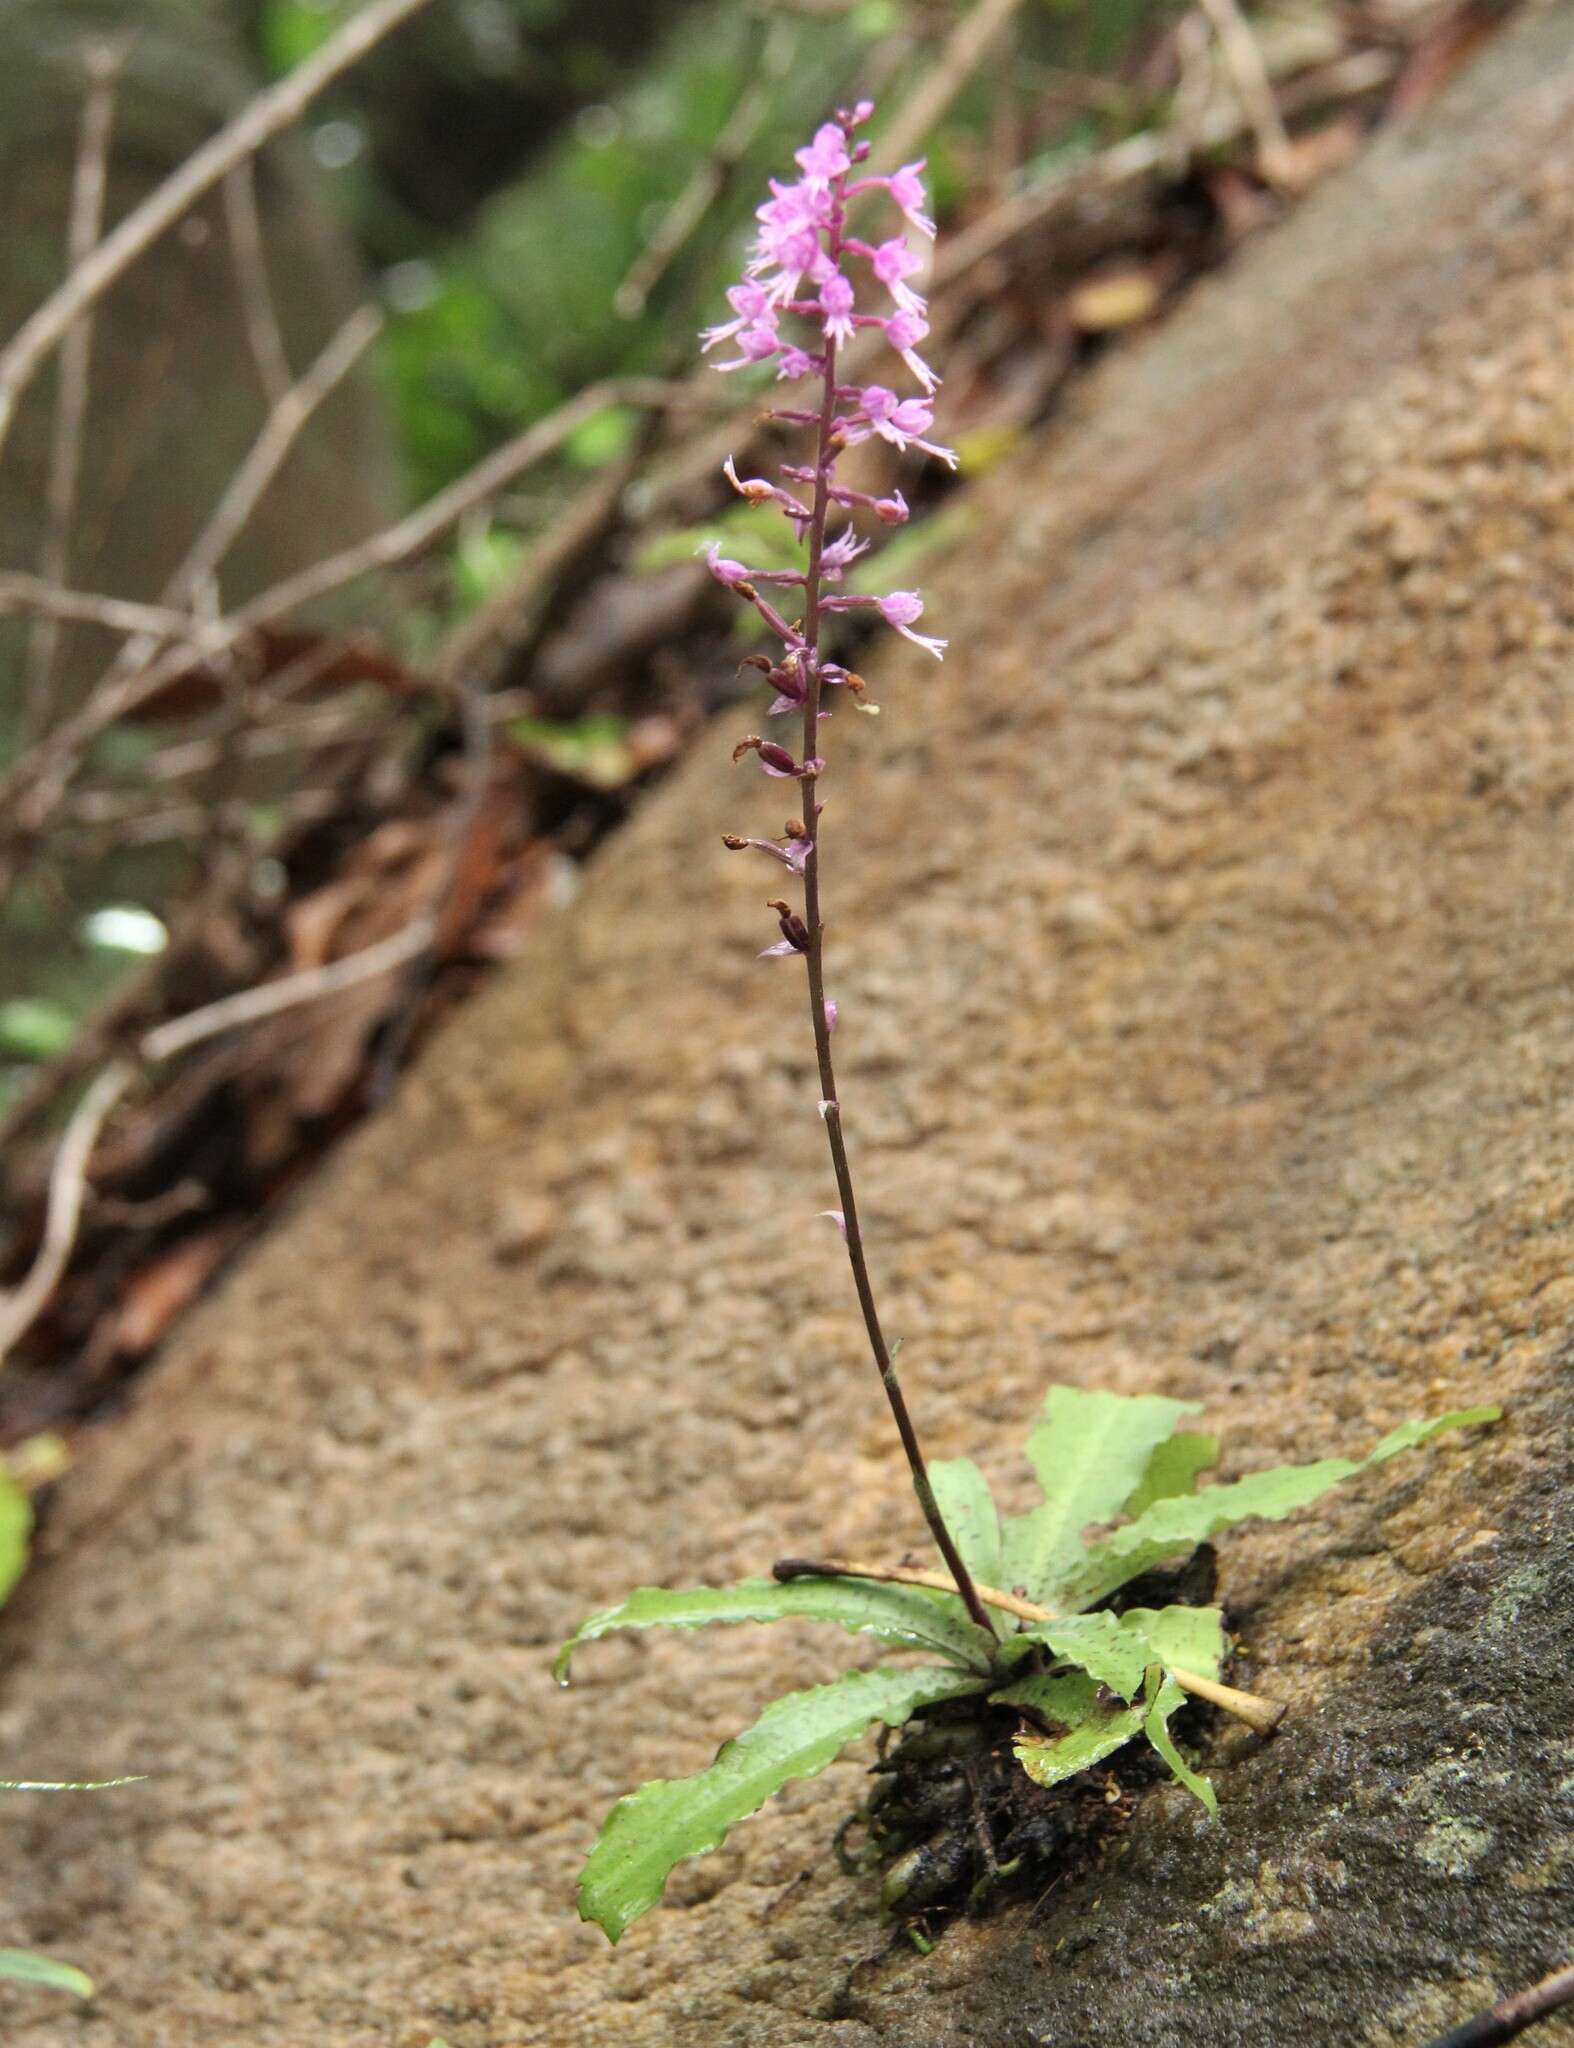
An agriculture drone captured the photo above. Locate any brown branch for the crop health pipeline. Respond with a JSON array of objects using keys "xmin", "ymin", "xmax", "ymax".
[
  {"xmin": 23, "ymin": 38, "xmax": 128, "ymax": 740},
  {"xmin": 222, "ymin": 161, "xmax": 293, "ymax": 407},
  {"xmin": 0, "ymin": 1061, "xmax": 135, "ymax": 1362},
  {"xmin": 1419, "ymin": 1963, "xmax": 1574, "ymax": 2048},
  {"xmin": 0, "ymin": 574, "xmax": 212, "ymax": 647},
  {"xmin": 773, "ymin": 1556, "xmax": 1286, "ymax": 1735},
  {"xmin": 1196, "ymin": 0, "xmax": 1297, "ymax": 190},
  {"xmin": 0, "ymin": 0, "xmax": 436, "ymax": 466}
]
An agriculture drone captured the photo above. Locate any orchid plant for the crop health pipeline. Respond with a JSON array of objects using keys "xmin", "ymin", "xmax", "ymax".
[{"xmin": 557, "ymin": 103, "xmax": 1498, "ymax": 1946}]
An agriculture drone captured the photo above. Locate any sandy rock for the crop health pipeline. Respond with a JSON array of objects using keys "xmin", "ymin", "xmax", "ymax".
[{"xmin": 3, "ymin": 7, "xmax": 1574, "ymax": 2043}]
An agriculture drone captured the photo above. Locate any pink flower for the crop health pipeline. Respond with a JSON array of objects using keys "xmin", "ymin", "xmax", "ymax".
[
  {"xmin": 704, "ymin": 543, "xmax": 753, "ymax": 587},
  {"xmin": 819, "ymin": 526, "xmax": 869, "ymax": 578},
  {"xmin": 888, "ymin": 161, "xmax": 935, "ymax": 238},
  {"xmin": 883, "ymin": 307, "xmax": 938, "ymax": 393},
  {"xmin": 878, "ymin": 590, "xmax": 947, "ymax": 659},
  {"xmin": 818, "ymin": 271, "xmax": 856, "ymax": 345},
  {"xmin": 700, "ymin": 279, "xmax": 771, "ymax": 353},
  {"xmin": 871, "ymin": 237, "xmax": 925, "ymax": 310},
  {"xmin": 712, "ymin": 313, "xmax": 782, "ymax": 373},
  {"xmin": 776, "ymin": 345, "xmax": 818, "ymax": 382},
  {"xmin": 850, "ymin": 387, "xmax": 956, "ymax": 467},
  {"xmin": 795, "ymin": 122, "xmax": 850, "ymax": 185}
]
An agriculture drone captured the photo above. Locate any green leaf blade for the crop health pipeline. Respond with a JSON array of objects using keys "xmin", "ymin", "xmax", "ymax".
[
  {"xmin": 1144, "ymin": 1673, "xmax": 1217, "ymax": 1814},
  {"xmin": 998, "ymin": 1387, "xmax": 1200, "ymax": 1611},
  {"xmin": 0, "ymin": 1477, "xmax": 33, "ymax": 1610},
  {"xmin": 0, "ymin": 1949, "xmax": 93, "ymax": 1997},
  {"xmin": 1123, "ymin": 1431, "xmax": 1219, "ymax": 1519},
  {"xmin": 1120, "ymin": 1604, "xmax": 1228, "ymax": 1684},
  {"xmin": 579, "ymin": 1665, "xmax": 984, "ymax": 1941},
  {"xmin": 928, "ymin": 1458, "xmax": 1002, "ymax": 1591},
  {"xmin": 1007, "ymin": 1676, "xmax": 1147, "ymax": 1789},
  {"xmin": 555, "ymin": 1576, "xmax": 994, "ymax": 1684},
  {"xmin": 1065, "ymin": 1406, "xmax": 1500, "ymax": 1610}
]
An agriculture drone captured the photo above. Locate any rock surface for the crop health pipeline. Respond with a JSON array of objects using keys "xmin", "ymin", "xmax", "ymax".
[{"xmin": 2, "ymin": 6, "xmax": 1574, "ymax": 2043}]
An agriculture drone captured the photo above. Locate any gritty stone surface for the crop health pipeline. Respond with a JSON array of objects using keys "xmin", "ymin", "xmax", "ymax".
[{"xmin": 3, "ymin": 7, "xmax": 1574, "ymax": 2043}]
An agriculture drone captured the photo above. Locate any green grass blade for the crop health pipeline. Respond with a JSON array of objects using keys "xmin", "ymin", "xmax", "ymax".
[
  {"xmin": 0, "ymin": 1477, "xmax": 32, "ymax": 1609},
  {"xmin": 555, "ymin": 1576, "xmax": 995, "ymax": 1683},
  {"xmin": 1064, "ymin": 1406, "xmax": 1500, "ymax": 1609},
  {"xmin": 578, "ymin": 1665, "xmax": 985, "ymax": 1940},
  {"xmin": 0, "ymin": 1949, "xmax": 93, "ymax": 1997},
  {"xmin": 0, "ymin": 1777, "xmax": 144, "ymax": 1792},
  {"xmin": 998, "ymin": 1387, "xmax": 1200, "ymax": 1611},
  {"xmin": 928, "ymin": 1458, "xmax": 1002, "ymax": 1590},
  {"xmin": 1143, "ymin": 1672, "xmax": 1216, "ymax": 1813}
]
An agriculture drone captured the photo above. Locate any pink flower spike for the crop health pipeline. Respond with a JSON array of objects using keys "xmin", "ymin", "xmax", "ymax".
[
  {"xmin": 877, "ymin": 589, "xmax": 947, "ymax": 659},
  {"xmin": 818, "ymin": 1209, "xmax": 848, "ymax": 1238},
  {"xmin": 795, "ymin": 123, "xmax": 850, "ymax": 185},
  {"xmin": 888, "ymin": 161, "xmax": 935, "ymax": 238}
]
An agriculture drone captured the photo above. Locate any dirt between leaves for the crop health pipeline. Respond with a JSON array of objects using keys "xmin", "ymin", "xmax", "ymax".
[{"xmin": 2, "ymin": 7, "xmax": 1574, "ymax": 2044}]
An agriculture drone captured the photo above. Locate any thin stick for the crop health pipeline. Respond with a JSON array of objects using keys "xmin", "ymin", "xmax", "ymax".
[
  {"xmin": 0, "ymin": 1061, "xmax": 134, "ymax": 1361},
  {"xmin": 0, "ymin": 916, "xmax": 439, "ymax": 1364},
  {"xmin": 792, "ymin": 190, "xmax": 995, "ymax": 1642},
  {"xmin": 164, "ymin": 302, "xmax": 384, "ymax": 604},
  {"xmin": 140, "ymin": 916, "xmax": 435, "ymax": 1063},
  {"xmin": 614, "ymin": 16, "xmax": 798, "ymax": 319},
  {"xmin": 869, "ymin": 0, "xmax": 1026, "ymax": 174},
  {"xmin": 0, "ymin": 574, "xmax": 214, "ymax": 647},
  {"xmin": 0, "ymin": 376, "xmax": 706, "ymax": 867},
  {"xmin": 222, "ymin": 161, "xmax": 293, "ymax": 407},
  {"xmin": 23, "ymin": 39, "xmax": 126, "ymax": 740},
  {"xmin": 1196, "ymin": 0, "xmax": 1297, "ymax": 189},
  {"xmin": 0, "ymin": 0, "xmax": 436, "ymax": 466},
  {"xmin": 773, "ymin": 1556, "xmax": 1285, "ymax": 1734},
  {"xmin": 1418, "ymin": 1964, "xmax": 1574, "ymax": 2048}
]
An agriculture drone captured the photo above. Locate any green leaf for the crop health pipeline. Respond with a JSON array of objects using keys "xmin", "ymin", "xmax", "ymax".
[
  {"xmin": 0, "ymin": 1949, "xmax": 92, "ymax": 1996},
  {"xmin": 1008, "ymin": 1679, "xmax": 1147, "ymax": 1789},
  {"xmin": 579, "ymin": 1665, "xmax": 984, "ymax": 1940},
  {"xmin": 1123, "ymin": 1431, "xmax": 1218, "ymax": 1518},
  {"xmin": 998, "ymin": 1387, "xmax": 1200, "ymax": 1610},
  {"xmin": 1013, "ymin": 1611, "xmax": 1151, "ymax": 1701},
  {"xmin": 928, "ymin": 1458, "xmax": 1002, "ymax": 1591},
  {"xmin": 1144, "ymin": 1672, "xmax": 1216, "ymax": 1814},
  {"xmin": 0, "ymin": 999, "xmax": 74, "ymax": 1062},
  {"xmin": 555, "ymin": 1576, "xmax": 995, "ymax": 1684},
  {"xmin": 1064, "ymin": 1406, "xmax": 1500, "ymax": 1609},
  {"xmin": 0, "ymin": 1478, "xmax": 32, "ymax": 1609},
  {"xmin": 1120, "ymin": 1604, "xmax": 1227, "ymax": 1683}
]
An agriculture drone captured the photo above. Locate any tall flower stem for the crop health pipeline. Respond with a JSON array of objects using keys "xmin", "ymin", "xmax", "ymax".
[{"xmin": 793, "ymin": 238, "xmax": 994, "ymax": 1642}]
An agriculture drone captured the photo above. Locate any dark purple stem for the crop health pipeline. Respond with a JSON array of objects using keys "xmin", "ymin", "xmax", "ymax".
[{"xmin": 791, "ymin": 166, "xmax": 994, "ymax": 1642}]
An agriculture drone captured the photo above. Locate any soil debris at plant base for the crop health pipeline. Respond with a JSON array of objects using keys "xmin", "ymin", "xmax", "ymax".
[{"xmin": 0, "ymin": 4, "xmax": 1573, "ymax": 2044}]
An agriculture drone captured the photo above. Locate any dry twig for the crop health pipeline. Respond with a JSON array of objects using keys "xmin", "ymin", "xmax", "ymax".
[
  {"xmin": 0, "ymin": 0, "xmax": 435, "ymax": 465},
  {"xmin": 23, "ymin": 39, "xmax": 128, "ymax": 740},
  {"xmin": 222, "ymin": 161, "xmax": 293, "ymax": 408},
  {"xmin": 1419, "ymin": 1962, "xmax": 1574, "ymax": 2048},
  {"xmin": 1196, "ymin": 0, "xmax": 1297, "ymax": 188}
]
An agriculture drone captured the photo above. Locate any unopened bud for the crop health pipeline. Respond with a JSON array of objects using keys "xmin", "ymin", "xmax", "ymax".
[
  {"xmin": 757, "ymin": 741, "xmax": 798, "ymax": 775},
  {"xmin": 722, "ymin": 834, "xmax": 749, "ymax": 851},
  {"xmin": 784, "ymin": 818, "xmax": 806, "ymax": 839}
]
